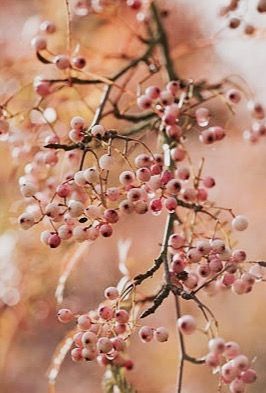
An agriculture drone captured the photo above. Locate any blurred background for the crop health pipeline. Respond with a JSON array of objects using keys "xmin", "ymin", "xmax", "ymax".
[{"xmin": 0, "ymin": 0, "xmax": 266, "ymax": 392}]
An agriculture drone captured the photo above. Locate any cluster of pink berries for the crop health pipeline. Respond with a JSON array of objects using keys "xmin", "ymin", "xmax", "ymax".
[
  {"xmin": 168, "ymin": 232, "xmax": 261, "ymax": 297},
  {"xmin": 137, "ymin": 80, "xmax": 227, "ymax": 146},
  {"xmin": 176, "ymin": 314, "xmax": 256, "ymax": 393},
  {"xmin": 57, "ymin": 286, "xmax": 168, "ymax": 369},
  {"xmin": 243, "ymin": 101, "xmax": 266, "ymax": 143},
  {"xmin": 31, "ymin": 20, "xmax": 86, "ymax": 87}
]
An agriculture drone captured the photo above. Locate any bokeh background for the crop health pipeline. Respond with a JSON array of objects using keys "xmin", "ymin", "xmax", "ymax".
[{"xmin": 0, "ymin": 1, "xmax": 266, "ymax": 392}]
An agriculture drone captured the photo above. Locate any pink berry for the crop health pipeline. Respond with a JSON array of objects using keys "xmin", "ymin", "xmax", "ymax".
[
  {"xmin": 229, "ymin": 378, "xmax": 246, "ymax": 393},
  {"xmin": 164, "ymin": 197, "xmax": 177, "ymax": 212},
  {"xmin": 208, "ymin": 337, "xmax": 225, "ymax": 354},
  {"xmin": 241, "ymin": 368, "xmax": 257, "ymax": 384},
  {"xmin": 70, "ymin": 116, "xmax": 84, "ymax": 130},
  {"xmin": 31, "ymin": 36, "xmax": 47, "ymax": 51},
  {"xmin": 177, "ymin": 315, "xmax": 196, "ymax": 335},
  {"xmin": 57, "ymin": 308, "xmax": 74, "ymax": 323},
  {"xmin": 82, "ymin": 331, "xmax": 97, "ymax": 347},
  {"xmin": 99, "ymin": 223, "xmax": 113, "ymax": 237},
  {"xmin": 154, "ymin": 327, "xmax": 169, "ymax": 342},
  {"xmin": 115, "ymin": 309, "xmax": 129, "ymax": 324},
  {"xmin": 137, "ymin": 95, "xmax": 152, "ymax": 110},
  {"xmin": 71, "ymin": 347, "xmax": 83, "ymax": 362},
  {"xmin": 48, "ymin": 234, "xmax": 61, "ymax": 248},
  {"xmin": 98, "ymin": 306, "xmax": 114, "ymax": 320},
  {"xmin": 72, "ymin": 56, "xmax": 86, "ymax": 69},
  {"xmin": 205, "ymin": 352, "xmax": 221, "ymax": 368},
  {"xmin": 54, "ymin": 55, "xmax": 70, "ymax": 70},
  {"xmin": 145, "ymin": 85, "xmax": 160, "ymax": 100},
  {"xmin": 40, "ymin": 20, "xmax": 56, "ymax": 34},
  {"xmin": 232, "ymin": 355, "xmax": 250, "ymax": 371},
  {"xmin": 139, "ymin": 326, "xmax": 153, "ymax": 342},
  {"xmin": 104, "ymin": 287, "xmax": 119, "ymax": 300},
  {"xmin": 232, "ymin": 215, "xmax": 248, "ymax": 231},
  {"xmin": 77, "ymin": 314, "xmax": 91, "ymax": 329},
  {"xmin": 99, "ymin": 154, "xmax": 114, "ymax": 170},
  {"xmin": 225, "ymin": 342, "xmax": 241, "ymax": 359},
  {"xmin": 97, "ymin": 337, "xmax": 113, "ymax": 354},
  {"xmin": 203, "ymin": 176, "xmax": 215, "ymax": 188}
]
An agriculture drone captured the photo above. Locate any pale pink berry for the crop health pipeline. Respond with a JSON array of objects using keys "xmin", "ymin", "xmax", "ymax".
[
  {"xmin": 183, "ymin": 273, "xmax": 198, "ymax": 289},
  {"xmin": 135, "ymin": 200, "xmax": 148, "ymax": 214},
  {"xmin": 119, "ymin": 199, "xmax": 134, "ymax": 214},
  {"xmin": 77, "ymin": 314, "xmax": 91, "ymax": 330},
  {"xmin": 225, "ymin": 342, "xmax": 241, "ymax": 359},
  {"xmin": 196, "ymin": 240, "xmax": 211, "ymax": 255},
  {"xmin": 139, "ymin": 326, "xmax": 153, "ymax": 342},
  {"xmin": 83, "ymin": 167, "xmax": 98, "ymax": 183},
  {"xmin": 203, "ymin": 176, "xmax": 215, "ymax": 188},
  {"xmin": 137, "ymin": 95, "xmax": 152, "ymax": 110},
  {"xmin": 229, "ymin": 378, "xmax": 246, "ymax": 393},
  {"xmin": 222, "ymin": 361, "xmax": 239, "ymax": 383},
  {"xmin": 72, "ymin": 175, "xmax": 87, "ymax": 192},
  {"xmin": 119, "ymin": 170, "xmax": 135, "ymax": 185},
  {"xmin": 241, "ymin": 368, "xmax": 257, "ymax": 384},
  {"xmin": 54, "ymin": 55, "xmax": 70, "ymax": 70},
  {"xmin": 232, "ymin": 215, "xmax": 248, "ymax": 231},
  {"xmin": 69, "ymin": 128, "xmax": 83, "ymax": 143},
  {"xmin": 166, "ymin": 179, "xmax": 182, "ymax": 195},
  {"xmin": 20, "ymin": 182, "xmax": 37, "ymax": 197},
  {"xmin": 177, "ymin": 315, "xmax": 196, "ymax": 335},
  {"xmin": 199, "ymin": 128, "xmax": 216, "ymax": 144},
  {"xmin": 91, "ymin": 124, "xmax": 105, "ymax": 138},
  {"xmin": 97, "ymin": 337, "xmax": 113, "ymax": 354},
  {"xmin": 187, "ymin": 248, "xmax": 202, "ymax": 263},
  {"xmin": 31, "ymin": 36, "xmax": 47, "ymax": 51},
  {"xmin": 166, "ymin": 124, "xmax": 182, "ymax": 140},
  {"xmin": 232, "ymin": 249, "xmax": 246, "ymax": 263},
  {"xmin": 136, "ymin": 167, "xmax": 151, "ymax": 182},
  {"xmin": 40, "ymin": 230, "xmax": 51, "ymax": 244},
  {"xmin": 160, "ymin": 170, "xmax": 173, "ymax": 185},
  {"xmin": 98, "ymin": 306, "xmax": 113, "ymax": 320},
  {"xmin": 211, "ymin": 239, "xmax": 225, "ymax": 253},
  {"xmin": 111, "ymin": 337, "xmax": 126, "ymax": 352},
  {"xmin": 57, "ymin": 308, "xmax": 74, "ymax": 323},
  {"xmin": 226, "ymin": 89, "xmax": 241, "ymax": 104},
  {"xmin": 114, "ymin": 323, "xmax": 127, "ymax": 335},
  {"xmin": 56, "ymin": 183, "xmax": 71, "ymax": 198},
  {"xmin": 212, "ymin": 126, "xmax": 226, "ymax": 141},
  {"xmin": 209, "ymin": 258, "xmax": 223, "ymax": 273},
  {"xmin": 166, "ymin": 80, "xmax": 180, "ymax": 95},
  {"xmin": 205, "ymin": 352, "xmax": 221, "ymax": 368},
  {"xmin": 70, "ymin": 116, "xmax": 84, "ymax": 130},
  {"xmin": 195, "ymin": 107, "xmax": 210, "ymax": 127},
  {"xmin": 170, "ymin": 147, "xmax": 186, "ymax": 162},
  {"xmin": 160, "ymin": 90, "xmax": 175, "ymax": 105},
  {"xmin": 168, "ymin": 233, "xmax": 185, "ymax": 250},
  {"xmin": 82, "ymin": 331, "xmax": 97, "ymax": 347},
  {"xmin": 182, "ymin": 188, "xmax": 197, "ymax": 202},
  {"xmin": 72, "ymin": 56, "xmax": 86, "ymax": 69},
  {"xmin": 176, "ymin": 166, "xmax": 190, "ymax": 180},
  {"xmin": 232, "ymin": 355, "xmax": 250, "ymax": 371},
  {"xmin": 115, "ymin": 309, "xmax": 129, "ymax": 324},
  {"xmin": 104, "ymin": 287, "xmax": 119, "ymax": 300},
  {"xmin": 45, "ymin": 202, "xmax": 61, "ymax": 219},
  {"xmin": 68, "ymin": 200, "xmax": 84, "ymax": 217},
  {"xmin": 86, "ymin": 205, "xmax": 101, "ymax": 220},
  {"xmin": 154, "ymin": 327, "xmax": 169, "ymax": 342},
  {"xmin": 71, "ymin": 347, "xmax": 83, "ymax": 362},
  {"xmin": 208, "ymin": 337, "xmax": 225, "ymax": 354},
  {"xmin": 223, "ymin": 273, "xmax": 236, "ymax": 287},
  {"xmin": 145, "ymin": 85, "xmax": 160, "ymax": 100},
  {"xmin": 48, "ymin": 233, "xmax": 61, "ymax": 248},
  {"xmin": 99, "ymin": 154, "xmax": 114, "ymax": 170},
  {"xmin": 135, "ymin": 154, "xmax": 152, "ymax": 168}
]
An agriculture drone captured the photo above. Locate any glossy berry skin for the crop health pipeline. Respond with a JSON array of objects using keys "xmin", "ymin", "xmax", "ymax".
[{"xmin": 57, "ymin": 308, "xmax": 74, "ymax": 323}]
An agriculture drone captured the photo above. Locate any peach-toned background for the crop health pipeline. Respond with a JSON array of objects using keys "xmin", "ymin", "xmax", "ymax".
[{"xmin": 0, "ymin": 1, "xmax": 266, "ymax": 392}]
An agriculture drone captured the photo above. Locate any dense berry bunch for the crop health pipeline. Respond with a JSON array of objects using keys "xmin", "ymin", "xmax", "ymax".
[{"xmin": 1, "ymin": 1, "xmax": 265, "ymax": 392}]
